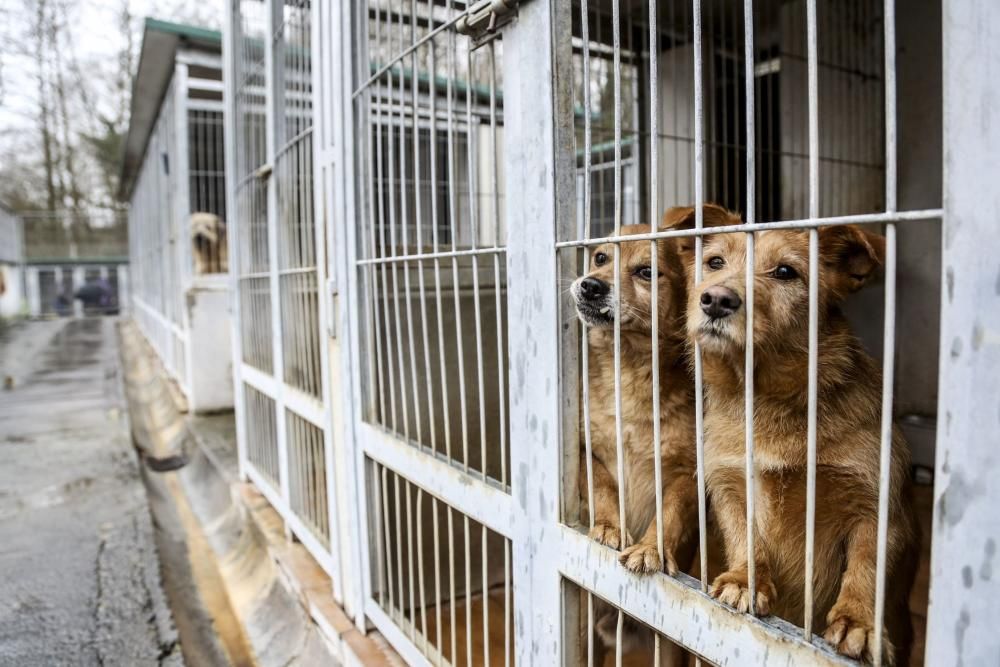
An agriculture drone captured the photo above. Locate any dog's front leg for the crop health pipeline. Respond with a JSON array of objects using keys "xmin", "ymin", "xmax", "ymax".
[
  {"xmin": 586, "ymin": 454, "xmax": 631, "ymax": 550},
  {"xmin": 823, "ymin": 517, "xmax": 899, "ymax": 665},
  {"xmin": 619, "ymin": 471, "xmax": 697, "ymax": 575},
  {"xmin": 707, "ymin": 477, "xmax": 777, "ymax": 615}
]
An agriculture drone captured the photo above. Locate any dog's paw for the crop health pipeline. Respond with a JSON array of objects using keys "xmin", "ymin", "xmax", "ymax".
[
  {"xmin": 589, "ymin": 522, "xmax": 629, "ymax": 550},
  {"xmin": 823, "ymin": 604, "xmax": 894, "ymax": 665},
  {"xmin": 619, "ymin": 543, "xmax": 679, "ymax": 576},
  {"xmin": 710, "ymin": 568, "xmax": 776, "ymax": 616}
]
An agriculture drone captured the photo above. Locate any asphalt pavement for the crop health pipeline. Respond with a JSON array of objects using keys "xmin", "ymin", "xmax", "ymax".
[{"xmin": 0, "ymin": 318, "xmax": 179, "ymax": 666}]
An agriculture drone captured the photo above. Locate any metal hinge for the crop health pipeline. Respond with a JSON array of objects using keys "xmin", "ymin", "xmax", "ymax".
[
  {"xmin": 254, "ymin": 164, "xmax": 273, "ymax": 181},
  {"xmin": 456, "ymin": 0, "xmax": 519, "ymax": 48},
  {"xmin": 326, "ymin": 277, "xmax": 338, "ymax": 339}
]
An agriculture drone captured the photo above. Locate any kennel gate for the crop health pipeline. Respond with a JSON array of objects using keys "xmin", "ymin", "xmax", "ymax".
[
  {"xmin": 225, "ymin": 0, "xmax": 344, "ymax": 597},
  {"xmin": 228, "ymin": 0, "xmax": 998, "ymax": 664}
]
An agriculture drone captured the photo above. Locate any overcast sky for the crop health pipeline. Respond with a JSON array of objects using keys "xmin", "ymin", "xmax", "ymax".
[{"xmin": 0, "ymin": 0, "xmax": 223, "ymax": 151}]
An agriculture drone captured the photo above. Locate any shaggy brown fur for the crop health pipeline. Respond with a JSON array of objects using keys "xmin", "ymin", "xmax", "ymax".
[
  {"xmin": 573, "ymin": 224, "xmax": 699, "ymax": 665},
  {"xmin": 669, "ymin": 204, "xmax": 919, "ymax": 665},
  {"xmin": 191, "ymin": 212, "xmax": 228, "ymax": 275},
  {"xmin": 573, "ymin": 224, "xmax": 698, "ymax": 576}
]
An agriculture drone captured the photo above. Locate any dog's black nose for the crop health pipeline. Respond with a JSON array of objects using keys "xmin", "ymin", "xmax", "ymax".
[
  {"xmin": 579, "ymin": 277, "xmax": 610, "ymax": 300},
  {"xmin": 700, "ymin": 285, "xmax": 742, "ymax": 319}
]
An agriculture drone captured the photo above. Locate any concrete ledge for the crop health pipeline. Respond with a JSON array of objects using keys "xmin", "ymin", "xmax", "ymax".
[{"xmin": 120, "ymin": 319, "xmax": 401, "ymax": 667}]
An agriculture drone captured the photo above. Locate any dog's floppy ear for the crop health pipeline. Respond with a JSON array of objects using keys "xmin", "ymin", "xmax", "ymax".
[
  {"xmin": 661, "ymin": 203, "xmax": 738, "ymax": 255},
  {"xmin": 819, "ymin": 224, "xmax": 886, "ymax": 296}
]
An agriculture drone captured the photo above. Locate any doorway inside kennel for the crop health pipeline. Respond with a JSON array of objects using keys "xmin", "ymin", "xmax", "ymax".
[{"xmin": 226, "ymin": 0, "xmax": 997, "ymax": 665}]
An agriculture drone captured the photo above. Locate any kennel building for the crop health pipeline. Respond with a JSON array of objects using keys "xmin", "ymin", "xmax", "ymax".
[
  {"xmin": 122, "ymin": 19, "xmax": 233, "ymax": 413},
  {"xmin": 20, "ymin": 211, "xmax": 129, "ymax": 318},
  {"xmin": 221, "ymin": 0, "xmax": 998, "ymax": 664},
  {"xmin": 0, "ymin": 203, "xmax": 25, "ymax": 320}
]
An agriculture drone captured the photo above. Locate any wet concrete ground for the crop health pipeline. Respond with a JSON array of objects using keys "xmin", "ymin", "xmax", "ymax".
[{"xmin": 0, "ymin": 318, "xmax": 179, "ymax": 666}]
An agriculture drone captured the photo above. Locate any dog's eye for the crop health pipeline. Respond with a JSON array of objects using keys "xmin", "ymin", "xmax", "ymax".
[
  {"xmin": 772, "ymin": 265, "xmax": 798, "ymax": 280},
  {"xmin": 593, "ymin": 252, "xmax": 608, "ymax": 266},
  {"xmin": 634, "ymin": 266, "xmax": 654, "ymax": 281},
  {"xmin": 707, "ymin": 256, "xmax": 725, "ymax": 270}
]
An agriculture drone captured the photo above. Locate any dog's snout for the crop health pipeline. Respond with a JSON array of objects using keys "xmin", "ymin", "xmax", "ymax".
[
  {"xmin": 579, "ymin": 277, "xmax": 610, "ymax": 301},
  {"xmin": 700, "ymin": 285, "xmax": 742, "ymax": 319}
]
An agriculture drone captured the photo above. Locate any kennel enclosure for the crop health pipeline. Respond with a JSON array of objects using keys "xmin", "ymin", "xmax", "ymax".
[
  {"xmin": 217, "ymin": 0, "xmax": 1000, "ymax": 664},
  {"xmin": 123, "ymin": 19, "xmax": 233, "ymax": 412}
]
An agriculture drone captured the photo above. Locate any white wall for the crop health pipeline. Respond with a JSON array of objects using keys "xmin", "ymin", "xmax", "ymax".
[
  {"xmin": 0, "ymin": 207, "xmax": 25, "ymax": 319},
  {"xmin": 184, "ymin": 276, "xmax": 234, "ymax": 412}
]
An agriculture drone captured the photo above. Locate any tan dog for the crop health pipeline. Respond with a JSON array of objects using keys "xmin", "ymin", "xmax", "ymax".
[
  {"xmin": 573, "ymin": 223, "xmax": 698, "ymax": 576},
  {"xmin": 573, "ymin": 223, "xmax": 698, "ymax": 665},
  {"xmin": 191, "ymin": 212, "xmax": 228, "ymax": 275},
  {"xmin": 671, "ymin": 204, "xmax": 918, "ymax": 665}
]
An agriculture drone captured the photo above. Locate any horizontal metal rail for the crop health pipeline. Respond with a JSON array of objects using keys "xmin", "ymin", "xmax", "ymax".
[
  {"xmin": 359, "ymin": 424, "xmax": 514, "ymax": 538},
  {"xmin": 555, "ymin": 208, "xmax": 943, "ymax": 248},
  {"xmin": 559, "ymin": 526, "xmax": 857, "ymax": 666},
  {"xmin": 244, "ymin": 461, "xmax": 339, "ymax": 578},
  {"xmin": 355, "ymin": 246, "xmax": 506, "ymax": 266}
]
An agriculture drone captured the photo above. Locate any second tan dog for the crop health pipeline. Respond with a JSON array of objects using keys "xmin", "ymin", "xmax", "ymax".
[
  {"xmin": 573, "ymin": 224, "xmax": 698, "ymax": 575},
  {"xmin": 573, "ymin": 223, "xmax": 699, "ymax": 665},
  {"xmin": 670, "ymin": 204, "xmax": 918, "ymax": 665}
]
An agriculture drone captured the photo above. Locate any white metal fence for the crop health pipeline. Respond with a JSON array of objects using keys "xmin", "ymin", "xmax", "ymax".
[
  {"xmin": 128, "ymin": 42, "xmax": 228, "ymax": 397},
  {"xmin": 220, "ymin": 0, "xmax": 999, "ymax": 665},
  {"xmin": 226, "ymin": 0, "xmax": 340, "ymax": 592}
]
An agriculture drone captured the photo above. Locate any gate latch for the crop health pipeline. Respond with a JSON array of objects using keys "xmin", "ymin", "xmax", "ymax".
[{"xmin": 456, "ymin": 0, "xmax": 519, "ymax": 48}]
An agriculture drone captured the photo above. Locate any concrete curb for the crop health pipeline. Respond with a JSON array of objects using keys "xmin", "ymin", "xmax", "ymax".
[
  {"xmin": 108, "ymin": 320, "xmax": 184, "ymax": 666},
  {"xmin": 120, "ymin": 320, "xmax": 402, "ymax": 667}
]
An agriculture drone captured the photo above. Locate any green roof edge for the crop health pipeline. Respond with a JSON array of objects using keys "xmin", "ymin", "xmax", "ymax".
[{"xmin": 144, "ymin": 17, "xmax": 222, "ymax": 45}]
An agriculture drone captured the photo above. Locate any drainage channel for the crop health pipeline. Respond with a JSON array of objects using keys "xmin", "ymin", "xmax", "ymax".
[{"xmin": 119, "ymin": 321, "xmax": 345, "ymax": 667}]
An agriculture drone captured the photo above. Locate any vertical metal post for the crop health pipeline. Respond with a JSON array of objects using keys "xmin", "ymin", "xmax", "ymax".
[
  {"xmin": 874, "ymin": 3, "xmax": 899, "ymax": 663},
  {"xmin": 803, "ymin": 0, "xmax": 820, "ymax": 639},
  {"xmin": 265, "ymin": 0, "xmax": 290, "ymax": 520},
  {"xmin": 334, "ymin": 0, "xmax": 372, "ymax": 628},
  {"xmin": 692, "ymin": 0, "xmax": 709, "ymax": 594},
  {"xmin": 506, "ymin": 0, "xmax": 577, "ymax": 663},
  {"xmin": 223, "ymin": 0, "xmax": 248, "ymax": 480},
  {"xmin": 742, "ymin": 0, "xmax": 758, "ymax": 614},
  {"xmin": 174, "ymin": 61, "xmax": 197, "ymax": 400},
  {"xmin": 927, "ymin": 0, "xmax": 1000, "ymax": 663},
  {"xmin": 311, "ymin": 0, "xmax": 345, "ymax": 606}
]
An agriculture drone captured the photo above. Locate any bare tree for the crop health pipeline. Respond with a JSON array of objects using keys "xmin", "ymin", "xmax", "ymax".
[
  {"xmin": 1, "ymin": 0, "xmax": 222, "ymax": 217},
  {"xmin": 33, "ymin": 0, "xmax": 58, "ymax": 213}
]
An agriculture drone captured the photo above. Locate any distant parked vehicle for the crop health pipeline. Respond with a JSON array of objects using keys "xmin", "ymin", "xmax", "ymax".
[{"xmin": 74, "ymin": 280, "xmax": 119, "ymax": 316}]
